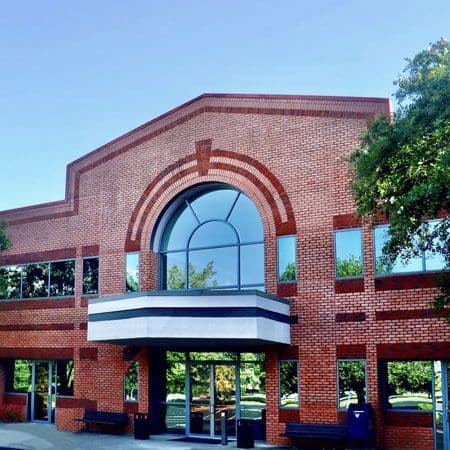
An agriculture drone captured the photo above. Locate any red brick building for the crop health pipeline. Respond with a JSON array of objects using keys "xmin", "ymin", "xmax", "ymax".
[{"xmin": 0, "ymin": 94, "xmax": 449, "ymax": 450}]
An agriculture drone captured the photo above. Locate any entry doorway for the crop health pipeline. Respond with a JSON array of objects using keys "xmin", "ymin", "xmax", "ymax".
[
  {"xmin": 31, "ymin": 360, "xmax": 57, "ymax": 423},
  {"xmin": 434, "ymin": 361, "xmax": 450, "ymax": 450},
  {"xmin": 189, "ymin": 363, "xmax": 237, "ymax": 438},
  {"xmin": 164, "ymin": 352, "xmax": 266, "ymax": 440}
]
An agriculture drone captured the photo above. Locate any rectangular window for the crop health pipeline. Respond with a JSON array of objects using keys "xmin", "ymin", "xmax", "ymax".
[
  {"xmin": 279, "ymin": 360, "xmax": 299, "ymax": 408},
  {"xmin": 335, "ymin": 229, "xmax": 363, "ymax": 278},
  {"xmin": 82, "ymin": 257, "xmax": 99, "ymax": 295},
  {"xmin": 13, "ymin": 359, "xmax": 32, "ymax": 393},
  {"xmin": 124, "ymin": 361, "xmax": 139, "ymax": 402},
  {"xmin": 0, "ymin": 265, "xmax": 22, "ymax": 299},
  {"xmin": 56, "ymin": 360, "xmax": 74, "ymax": 396},
  {"xmin": 337, "ymin": 359, "xmax": 367, "ymax": 410},
  {"xmin": 50, "ymin": 260, "xmax": 75, "ymax": 297},
  {"xmin": 125, "ymin": 253, "xmax": 139, "ymax": 292},
  {"xmin": 22, "ymin": 263, "xmax": 49, "ymax": 298},
  {"xmin": 385, "ymin": 361, "xmax": 432, "ymax": 411},
  {"xmin": 375, "ymin": 222, "xmax": 448, "ymax": 275},
  {"xmin": 277, "ymin": 236, "xmax": 297, "ymax": 282}
]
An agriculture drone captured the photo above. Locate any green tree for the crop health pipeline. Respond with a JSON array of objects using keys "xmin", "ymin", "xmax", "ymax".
[{"xmin": 350, "ymin": 38, "xmax": 450, "ymax": 321}]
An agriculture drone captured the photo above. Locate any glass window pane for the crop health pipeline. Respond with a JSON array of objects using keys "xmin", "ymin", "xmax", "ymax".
[
  {"xmin": 22, "ymin": 263, "xmax": 49, "ymax": 298},
  {"xmin": 241, "ymin": 243, "xmax": 264, "ymax": 285},
  {"xmin": 124, "ymin": 361, "xmax": 139, "ymax": 402},
  {"xmin": 228, "ymin": 193, "xmax": 263, "ymax": 243},
  {"xmin": 50, "ymin": 260, "xmax": 75, "ymax": 297},
  {"xmin": 279, "ymin": 360, "xmax": 298, "ymax": 408},
  {"xmin": 164, "ymin": 252, "xmax": 186, "ymax": 289},
  {"xmin": 56, "ymin": 360, "xmax": 74, "ymax": 396},
  {"xmin": 189, "ymin": 247, "xmax": 237, "ymax": 288},
  {"xmin": 126, "ymin": 253, "xmax": 139, "ymax": 292},
  {"xmin": 166, "ymin": 361, "xmax": 186, "ymax": 432},
  {"xmin": 374, "ymin": 226, "xmax": 423, "ymax": 274},
  {"xmin": 162, "ymin": 203, "xmax": 198, "ymax": 251},
  {"xmin": 425, "ymin": 220, "xmax": 448, "ymax": 271},
  {"xmin": 278, "ymin": 236, "xmax": 296, "ymax": 282},
  {"xmin": 240, "ymin": 362, "xmax": 266, "ymax": 419},
  {"xmin": 0, "ymin": 265, "xmax": 22, "ymax": 299},
  {"xmin": 189, "ymin": 222, "xmax": 237, "ymax": 248},
  {"xmin": 82, "ymin": 257, "xmax": 99, "ymax": 295},
  {"xmin": 189, "ymin": 352, "xmax": 237, "ymax": 361},
  {"xmin": 338, "ymin": 360, "xmax": 366, "ymax": 409},
  {"xmin": 386, "ymin": 361, "xmax": 432, "ymax": 411},
  {"xmin": 190, "ymin": 189, "xmax": 238, "ymax": 222},
  {"xmin": 335, "ymin": 230, "xmax": 363, "ymax": 278},
  {"xmin": 13, "ymin": 360, "xmax": 32, "ymax": 393}
]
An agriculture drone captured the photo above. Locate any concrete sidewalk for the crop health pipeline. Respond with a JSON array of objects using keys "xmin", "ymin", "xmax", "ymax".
[{"xmin": 0, "ymin": 423, "xmax": 287, "ymax": 450}]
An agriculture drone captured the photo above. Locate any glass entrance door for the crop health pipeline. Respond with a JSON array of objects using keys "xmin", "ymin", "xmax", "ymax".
[
  {"xmin": 189, "ymin": 363, "xmax": 237, "ymax": 438},
  {"xmin": 434, "ymin": 361, "xmax": 450, "ymax": 450},
  {"xmin": 32, "ymin": 361, "xmax": 56, "ymax": 423}
]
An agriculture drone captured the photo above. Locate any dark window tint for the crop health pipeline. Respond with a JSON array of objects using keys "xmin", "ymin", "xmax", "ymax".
[
  {"xmin": 22, "ymin": 263, "xmax": 49, "ymax": 298},
  {"xmin": 82, "ymin": 257, "xmax": 99, "ymax": 295},
  {"xmin": 56, "ymin": 360, "xmax": 74, "ymax": 396},
  {"xmin": 124, "ymin": 361, "xmax": 139, "ymax": 402},
  {"xmin": 50, "ymin": 260, "xmax": 75, "ymax": 297},
  {"xmin": 0, "ymin": 266, "xmax": 21, "ymax": 299}
]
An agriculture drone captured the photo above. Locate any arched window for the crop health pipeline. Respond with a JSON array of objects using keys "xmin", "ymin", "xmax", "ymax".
[{"xmin": 159, "ymin": 185, "xmax": 264, "ymax": 290}]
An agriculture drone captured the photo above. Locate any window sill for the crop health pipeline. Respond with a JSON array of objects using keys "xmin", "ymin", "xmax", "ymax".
[{"xmin": 0, "ymin": 297, "xmax": 75, "ymax": 311}]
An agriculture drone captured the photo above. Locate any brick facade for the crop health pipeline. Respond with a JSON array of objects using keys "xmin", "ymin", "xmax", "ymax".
[{"xmin": 0, "ymin": 93, "xmax": 449, "ymax": 449}]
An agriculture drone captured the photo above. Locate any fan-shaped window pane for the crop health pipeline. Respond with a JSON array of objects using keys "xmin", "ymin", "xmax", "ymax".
[
  {"xmin": 189, "ymin": 222, "xmax": 237, "ymax": 249},
  {"xmin": 163, "ymin": 204, "xmax": 198, "ymax": 251},
  {"xmin": 189, "ymin": 247, "xmax": 237, "ymax": 288},
  {"xmin": 228, "ymin": 194, "xmax": 263, "ymax": 242},
  {"xmin": 190, "ymin": 189, "xmax": 238, "ymax": 222},
  {"xmin": 241, "ymin": 244, "xmax": 264, "ymax": 285}
]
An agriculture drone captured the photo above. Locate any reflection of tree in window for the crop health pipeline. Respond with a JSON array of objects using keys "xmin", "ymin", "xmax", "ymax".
[
  {"xmin": 22, "ymin": 263, "xmax": 49, "ymax": 298},
  {"xmin": 13, "ymin": 360, "xmax": 32, "ymax": 392},
  {"xmin": 279, "ymin": 262, "xmax": 296, "ymax": 282},
  {"xmin": 50, "ymin": 261, "xmax": 75, "ymax": 297},
  {"xmin": 167, "ymin": 262, "xmax": 217, "ymax": 289},
  {"xmin": 82, "ymin": 258, "xmax": 99, "ymax": 295},
  {"xmin": 124, "ymin": 361, "xmax": 139, "ymax": 402},
  {"xmin": 160, "ymin": 186, "xmax": 264, "ymax": 290},
  {"xmin": 0, "ymin": 266, "xmax": 21, "ymax": 299},
  {"xmin": 336, "ymin": 257, "xmax": 363, "ymax": 278},
  {"xmin": 386, "ymin": 361, "xmax": 432, "ymax": 411},
  {"xmin": 338, "ymin": 360, "xmax": 366, "ymax": 408},
  {"xmin": 57, "ymin": 360, "xmax": 74, "ymax": 396},
  {"xmin": 279, "ymin": 360, "xmax": 298, "ymax": 408}
]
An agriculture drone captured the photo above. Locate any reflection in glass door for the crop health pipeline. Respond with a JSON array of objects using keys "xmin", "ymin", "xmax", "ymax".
[
  {"xmin": 190, "ymin": 364, "xmax": 211, "ymax": 436},
  {"xmin": 433, "ymin": 361, "xmax": 450, "ymax": 450},
  {"xmin": 214, "ymin": 365, "xmax": 236, "ymax": 437},
  {"xmin": 32, "ymin": 361, "xmax": 56, "ymax": 423},
  {"xmin": 189, "ymin": 363, "xmax": 237, "ymax": 438}
]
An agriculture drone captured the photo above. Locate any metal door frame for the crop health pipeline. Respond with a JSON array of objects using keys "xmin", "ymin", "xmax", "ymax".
[{"xmin": 31, "ymin": 360, "xmax": 56, "ymax": 424}]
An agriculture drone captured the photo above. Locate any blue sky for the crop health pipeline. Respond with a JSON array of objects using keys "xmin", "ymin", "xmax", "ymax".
[{"xmin": 1, "ymin": 0, "xmax": 449, "ymax": 211}]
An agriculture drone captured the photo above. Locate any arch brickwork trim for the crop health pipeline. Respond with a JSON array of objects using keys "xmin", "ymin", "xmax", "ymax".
[{"xmin": 125, "ymin": 140, "xmax": 297, "ymax": 251}]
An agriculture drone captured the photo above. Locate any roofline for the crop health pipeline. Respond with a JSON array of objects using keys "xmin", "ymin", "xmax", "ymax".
[{"xmin": 0, "ymin": 92, "xmax": 390, "ymax": 216}]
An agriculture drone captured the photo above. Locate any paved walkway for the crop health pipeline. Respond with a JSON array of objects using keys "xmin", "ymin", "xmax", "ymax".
[{"xmin": 0, "ymin": 423, "xmax": 288, "ymax": 450}]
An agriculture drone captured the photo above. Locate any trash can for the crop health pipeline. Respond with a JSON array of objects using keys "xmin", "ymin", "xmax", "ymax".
[
  {"xmin": 237, "ymin": 419, "xmax": 254, "ymax": 449},
  {"xmin": 134, "ymin": 413, "xmax": 150, "ymax": 440}
]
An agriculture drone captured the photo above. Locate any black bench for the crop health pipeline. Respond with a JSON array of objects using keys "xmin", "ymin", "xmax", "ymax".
[
  {"xmin": 76, "ymin": 409, "xmax": 129, "ymax": 433},
  {"xmin": 281, "ymin": 422, "xmax": 348, "ymax": 449}
]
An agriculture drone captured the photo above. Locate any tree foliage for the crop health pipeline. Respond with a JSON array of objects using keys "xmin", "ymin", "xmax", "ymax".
[
  {"xmin": 350, "ymin": 38, "xmax": 450, "ymax": 321},
  {"xmin": 167, "ymin": 262, "xmax": 218, "ymax": 289},
  {"xmin": 279, "ymin": 262, "xmax": 296, "ymax": 282}
]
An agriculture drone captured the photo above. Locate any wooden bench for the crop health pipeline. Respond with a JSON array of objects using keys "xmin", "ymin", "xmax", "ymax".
[
  {"xmin": 75, "ymin": 409, "xmax": 129, "ymax": 433},
  {"xmin": 281, "ymin": 422, "xmax": 348, "ymax": 449}
]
